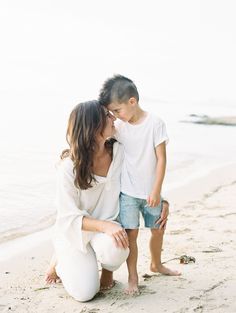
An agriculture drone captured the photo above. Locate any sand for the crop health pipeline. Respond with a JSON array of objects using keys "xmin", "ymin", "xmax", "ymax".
[{"xmin": 1, "ymin": 163, "xmax": 236, "ymax": 313}]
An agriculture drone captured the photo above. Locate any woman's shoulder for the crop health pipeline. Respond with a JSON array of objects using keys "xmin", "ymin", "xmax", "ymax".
[{"xmin": 57, "ymin": 157, "xmax": 74, "ymax": 176}]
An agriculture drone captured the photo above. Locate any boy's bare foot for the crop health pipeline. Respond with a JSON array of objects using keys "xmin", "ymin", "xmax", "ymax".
[
  {"xmin": 124, "ymin": 275, "xmax": 140, "ymax": 295},
  {"xmin": 45, "ymin": 266, "xmax": 61, "ymax": 284},
  {"xmin": 150, "ymin": 263, "xmax": 181, "ymax": 276},
  {"xmin": 100, "ymin": 269, "xmax": 115, "ymax": 291}
]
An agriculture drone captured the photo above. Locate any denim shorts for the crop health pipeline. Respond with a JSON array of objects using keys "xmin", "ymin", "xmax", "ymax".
[{"xmin": 118, "ymin": 192, "xmax": 163, "ymax": 229}]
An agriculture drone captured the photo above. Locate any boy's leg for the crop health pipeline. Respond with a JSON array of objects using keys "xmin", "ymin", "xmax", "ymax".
[
  {"xmin": 119, "ymin": 193, "xmax": 140, "ymax": 294},
  {"xmin": 125, "ymin": 229, "xmax": 139, "ymax": 294},
  {"xmin": 149, "ymin": 201, "xmax": 181, "ymax": 275},
  {"xmin": 149, "ymin": 228, "xmax": 180, "ymax": 275}
]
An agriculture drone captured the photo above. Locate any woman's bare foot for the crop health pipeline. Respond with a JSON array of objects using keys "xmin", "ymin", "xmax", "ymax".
[
  {"xmin": 124, "ymin": 275, "xmax": 140, "ymax": 295},
  {"xmin": 45, "ymin": 265, "xmax": 61, "ymax": 284},
  {"xmin": 100, "ymin": 269, "xmax": 115, "ymax": 291},
  {"xmin": 150, "ymin": 263, "xmax": 181, "ymax": 276}
]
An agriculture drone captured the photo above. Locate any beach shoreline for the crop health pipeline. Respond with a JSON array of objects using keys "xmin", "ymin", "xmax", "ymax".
[{"xmin": 1, "ymin": 163, "xmax": 236, "ymax": 313}]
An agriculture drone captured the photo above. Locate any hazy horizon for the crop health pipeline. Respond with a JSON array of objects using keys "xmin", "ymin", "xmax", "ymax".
[{"xmin": 1, "ymin": 0, "xmax": 236, "ymax": 104}]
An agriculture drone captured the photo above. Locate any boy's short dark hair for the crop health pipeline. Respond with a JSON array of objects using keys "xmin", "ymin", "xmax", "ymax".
[{"xmin": 99, "ymin": 74, "xmax": 139, "ymax": 106}]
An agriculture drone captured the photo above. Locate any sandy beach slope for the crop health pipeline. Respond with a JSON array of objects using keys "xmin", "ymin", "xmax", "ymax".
[{"xmin": 0, "ymin": 164, "xmax": 236, "ymax": 313}]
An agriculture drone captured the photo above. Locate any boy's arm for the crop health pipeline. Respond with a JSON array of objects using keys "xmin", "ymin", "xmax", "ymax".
[{"xmin": 147, "ymin": 142, "xmax": 166, "ymax": 207}]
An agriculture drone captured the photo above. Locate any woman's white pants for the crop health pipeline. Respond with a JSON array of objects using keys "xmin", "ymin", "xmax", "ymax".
[{"xmin": 55, "ymin": 232, "xmax": 129, "ymax": 302}]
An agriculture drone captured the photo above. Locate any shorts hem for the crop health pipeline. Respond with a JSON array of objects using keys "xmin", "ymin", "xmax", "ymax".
[
  {"xmin": 144, "ymin": 224, "xmax": 161, "ymax": 229},
  {"xmin": 122, "ymin": 226, "xmax": 139, "ymax": 229}
]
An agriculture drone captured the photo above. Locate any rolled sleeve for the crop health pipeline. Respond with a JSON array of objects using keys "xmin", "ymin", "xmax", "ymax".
[
  {"xmin": 153, "ymin": 119, "xmax": 169, "ymax": 147},
  {"xmin": 55, "ymin": 158, "xmax": 92, "ymax": 253}
]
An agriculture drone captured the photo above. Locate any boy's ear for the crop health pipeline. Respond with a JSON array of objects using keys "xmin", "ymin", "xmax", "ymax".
[{"xmin": 129, "ymin": 97, "xmax": 137, "ymax": 106}]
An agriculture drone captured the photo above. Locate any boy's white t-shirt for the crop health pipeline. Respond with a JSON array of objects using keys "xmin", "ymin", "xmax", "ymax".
[{"xmin": 115, "ymin": 113, "xmax": 168, "ymax": 199}]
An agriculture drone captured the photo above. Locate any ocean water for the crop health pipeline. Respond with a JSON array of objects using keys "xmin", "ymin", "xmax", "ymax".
[
  {"xmin": 144, "ymin": 100, "xmax": 236, "ymax": 191},
  {"xmin": 0, "ymin": 97, "xmax": 235, "ymax": 244}
]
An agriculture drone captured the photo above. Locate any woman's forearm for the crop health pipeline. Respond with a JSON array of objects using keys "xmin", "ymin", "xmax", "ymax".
[
  {"xmin": 82, "ymin": 216, "xmax": 107, "ymax": 232},
  {"xmin": 82, "ymin": 216, "xmax": 129, "ymax": 249}
]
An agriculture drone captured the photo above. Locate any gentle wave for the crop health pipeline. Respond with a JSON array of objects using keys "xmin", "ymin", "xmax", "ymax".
[{"xmin": 0, "ymin": 213, "xmax": 55, "ymax": 244}]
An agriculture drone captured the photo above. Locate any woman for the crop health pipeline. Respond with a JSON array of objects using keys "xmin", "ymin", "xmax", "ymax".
[{"xmin": 47, "ymin": 100, "xmax": 129, "ymax": 302}]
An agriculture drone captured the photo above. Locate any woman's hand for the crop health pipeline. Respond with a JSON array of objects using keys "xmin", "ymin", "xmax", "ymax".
[{"xmin": 102, "ymin": 221, "xmax": 129, "ymax": 249}]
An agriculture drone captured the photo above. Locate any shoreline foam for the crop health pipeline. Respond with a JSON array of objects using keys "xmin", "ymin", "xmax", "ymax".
[{"xmin": 0, "ymin": 214, "xmax": 55, "ymax": 245}]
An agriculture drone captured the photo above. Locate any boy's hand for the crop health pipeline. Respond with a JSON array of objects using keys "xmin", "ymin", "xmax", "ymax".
[
  {"xmin": 155, "ymin": 200, "xmax": 169, "ymax": 230},
  {"xmin": 147, "ymin": 193, "xmax": 161, "ymax": 207}
]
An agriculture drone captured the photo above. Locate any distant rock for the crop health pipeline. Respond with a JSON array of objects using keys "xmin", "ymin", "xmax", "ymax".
[{"xmin": 181, "ymin": 114, "xmax": 236, "ymax": 126}]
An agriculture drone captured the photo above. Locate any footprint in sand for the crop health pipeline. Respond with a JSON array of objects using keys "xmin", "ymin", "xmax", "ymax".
[
  {"xmin": 219, "ymin": 212, "xmax": 236, "ymax": 218},
  {"xmin": 169, "ymin": 228, "xmax": 191, "ymax": 235},
  {"xmin": 118, "ymin": 302, "xmax": 130, "ymax": 308},
  {"xmin": 137, "ymin": 285, "xmax": 156, "ymax": 295},
  {"xmin": 0, "ymin": 305, "xmax": 7, "ymax": 312},
  {"xmin": 189, "ymin": 296, "xmax": 200, "ymax": 301},
  {"xmin": 80, "ymin": 307, "xmax": 100, "ymax": 313},
  {"xmin": 202, "ymin": 246, "xmax": 223, "ymax": 253}
]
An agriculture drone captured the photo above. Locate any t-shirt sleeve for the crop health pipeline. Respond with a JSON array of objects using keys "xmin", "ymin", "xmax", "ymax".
[
  {"xmin": 153, "ymin": 119, "xmax": 169, "ymax": 147},
  {"xmin": 55, "ymin": 158, "xmax": 90, "ymax": 253}
]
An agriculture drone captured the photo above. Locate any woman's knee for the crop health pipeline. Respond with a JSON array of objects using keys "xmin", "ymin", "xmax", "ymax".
[
  {"xmin": 107, "ymin": 236, "xmax": 129, "ymax": 263},
  {"xmin": 111, "ymin": 245, "xmax": 129, "ymax": 265},
  {"xmin": 94, "ymin": 236, "xmax": 129, "ymax": 269},
  {"xmin": 55, "ymin": 251, "xmax": 100, "ymax": 302},
  {"xmin": 68, "ymin": 284, "xmax": 99, "ymax": 302},
  {"xmin": 59, "ymin": 271, "xmax": 100, "ymax": 302}
]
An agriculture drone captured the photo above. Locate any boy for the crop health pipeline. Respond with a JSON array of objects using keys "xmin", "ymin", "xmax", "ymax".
[{"xmin": 99, "ymin": 75, "xmax": 181, "ymax": 294}]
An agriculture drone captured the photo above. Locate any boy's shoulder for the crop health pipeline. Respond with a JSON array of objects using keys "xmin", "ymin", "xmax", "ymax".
[
  {"xmin": 146, "ymin": 112, "xmax": 166, "ymax": 127},
  {"xmin": 114, "ymin": 113, "xmax": 166, "ymax": 134}
]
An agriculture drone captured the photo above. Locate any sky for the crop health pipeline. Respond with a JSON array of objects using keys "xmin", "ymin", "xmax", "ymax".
[{"xmin": 1, "ymin": 1, "xmax": 236, "ymax": 100}]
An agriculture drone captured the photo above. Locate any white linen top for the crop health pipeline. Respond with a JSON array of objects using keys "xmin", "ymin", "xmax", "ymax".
[
  {"xmin": 53, "ymin": 142, "xmax": 123, "ymax": 254},
  {"xmin": 115, "ymin": 113, "xmax": 168, "ymax": 199}
]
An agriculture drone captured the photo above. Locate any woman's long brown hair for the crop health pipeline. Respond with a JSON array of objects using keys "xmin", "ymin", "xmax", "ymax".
[{"xmin": 61, "ymin": 100, "xmax": 113, "ymax": 189}]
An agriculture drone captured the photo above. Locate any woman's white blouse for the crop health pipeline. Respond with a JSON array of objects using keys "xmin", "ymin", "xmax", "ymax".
[{"xmin": 53, "ymin": 142, "xmax": 123, "ymax": 254}]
